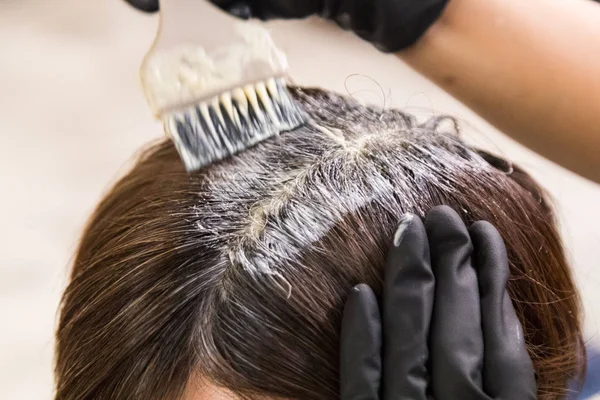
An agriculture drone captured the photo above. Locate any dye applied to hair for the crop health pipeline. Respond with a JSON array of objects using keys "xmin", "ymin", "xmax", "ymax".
[{"xmin": 55, "ymin": 87, "xmax": 583, "ymax": 400}]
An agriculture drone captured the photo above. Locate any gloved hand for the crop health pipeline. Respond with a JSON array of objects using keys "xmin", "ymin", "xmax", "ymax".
[
  {"xmin": 340, "ymin": 206, "xmax": 537, "ymax": 399},
  {"xmin": 123, "ymin": 0, "xmax": 450, "ymax": 52},
  {"xmin": 124, "ymin": 0, "xmax": 158, "ymax": 13}
]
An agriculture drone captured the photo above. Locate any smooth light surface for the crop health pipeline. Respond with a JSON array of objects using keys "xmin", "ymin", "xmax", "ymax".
[{"xmin": 0, "ymin": 1, "xmax": 598, "ymax": 399}]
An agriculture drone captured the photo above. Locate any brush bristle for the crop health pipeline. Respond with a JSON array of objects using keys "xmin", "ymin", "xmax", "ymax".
[{"xmin": 164, "ymin": 78, "xmax": 306, "ymax": 172}]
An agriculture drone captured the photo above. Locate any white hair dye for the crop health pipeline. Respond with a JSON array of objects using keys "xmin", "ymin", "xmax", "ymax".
[{"xmin": 189, "ymin": 88, "xmax": 493, "ymax": 284}]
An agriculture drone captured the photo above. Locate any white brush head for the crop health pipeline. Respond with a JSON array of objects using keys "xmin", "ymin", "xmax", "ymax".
[
  {"xmin": 140, "ymin": 1, "xmax": 306, "ymax": 171},
  {"xmin": 141, "ymin": 1, "xmax": 289, "ymax": 117},
  {"xmin": 165, "ymin": 78, "xmax": 306, "ymax": 172}
]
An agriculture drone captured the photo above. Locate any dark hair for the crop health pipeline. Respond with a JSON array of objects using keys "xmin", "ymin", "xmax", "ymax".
[{"xmin": 55, "ymin": 87, "xmax": 583, "ymax": 400}]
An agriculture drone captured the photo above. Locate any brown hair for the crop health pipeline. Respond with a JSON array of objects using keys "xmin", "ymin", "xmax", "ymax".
[{"xmin": 55, "ymin": 87, "xmax": 583, "ymax": 400}]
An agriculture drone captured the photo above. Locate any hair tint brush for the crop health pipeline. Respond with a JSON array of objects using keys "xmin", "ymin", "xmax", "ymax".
[{"xmin": 140, "ymin": 0, "xmax": 306, "ymax": 171}]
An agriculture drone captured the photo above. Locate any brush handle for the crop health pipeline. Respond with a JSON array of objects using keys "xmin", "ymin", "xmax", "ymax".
[
  {"xmin": 157, "ymin": 0, "xmax": 240, "ymax": 49},
  {"xmin": 140, "ymin": 0, "xmax": 289, "ymax": 117}
]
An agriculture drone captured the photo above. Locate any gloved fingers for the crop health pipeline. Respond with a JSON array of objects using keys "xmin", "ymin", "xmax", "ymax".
[
  {"xmin": 426, "ymin": 206, "xmax": 487, "ymax": 400},
  {"xmin": 123, "ymin": 0, "xmax": 159, "ymax": 13},
  {"xmin": 249, "ymin": 0, "xmax": 322, "ymax": 20},
  {"xmin": 340, "ymin": 284, "xmax": 381, "ymax": 400},
  {"xmin": 123, "ymin": 0, "xmax": 253, "ymax": 19},
  {"xmin": 470, "ymin": 222, "xmax": 537, "ymax": 400},
  {"xmin": 211, "ymin": 0, "xmax": 321, "ymax": 20},
  {"xmin": 382, "ymin": 214, "xmax": 434, "ymax": 400},
  {"xmin": 210, "ymin": 0, "xmax": 253, "ymax": 19},
  {"xmin": 329, "ymin": 0, "xmax": 449, "ymax": 52},
  {"xmin": 123, "ymin": 0, "xmax": 448, "ymax": 51},
  {"xmin": 223, "ymin": 1, "xmax": 253, "ymax": 19},
  {"xmin": 331, "ymin": 0, "xmax": 376, "ymax": 34}
]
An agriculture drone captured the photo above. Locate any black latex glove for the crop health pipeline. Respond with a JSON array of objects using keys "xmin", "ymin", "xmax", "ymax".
[
  {"xmin": 340, "ymin": 205, "xmax": 537, "ymax": 399},
  {"xmin": 123, "ymin": 0, "xmax": 449, "ymax": 52},
  {"xmin": 124, "ymin": 0, "xmax": 159, "ymax": 13}
]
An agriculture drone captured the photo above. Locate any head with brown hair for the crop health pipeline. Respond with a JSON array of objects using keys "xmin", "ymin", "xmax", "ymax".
[{"xmin": 55, "ymin": 87, "xmax": 583, "ymax": 400}]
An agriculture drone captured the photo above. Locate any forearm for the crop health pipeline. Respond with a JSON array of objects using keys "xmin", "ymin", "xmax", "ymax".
[{"xmin": 400, "ymin": 0, "xmax": 600, "ymax": 183}]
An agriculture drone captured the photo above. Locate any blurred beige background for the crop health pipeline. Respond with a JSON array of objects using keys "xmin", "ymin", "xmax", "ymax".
[{"xmin": 1, "ymin": 1, "xmax": 599, "ymax": 399}]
